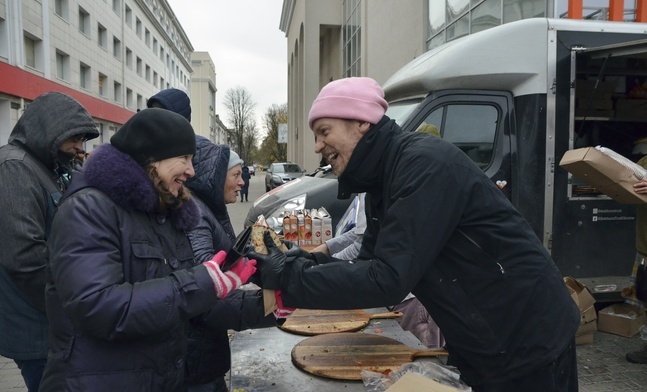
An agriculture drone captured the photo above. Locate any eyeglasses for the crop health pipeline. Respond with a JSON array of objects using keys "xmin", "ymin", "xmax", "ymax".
[{"xmin": 73, "ymin": 135, "xmax": 88, "ymax": 143}]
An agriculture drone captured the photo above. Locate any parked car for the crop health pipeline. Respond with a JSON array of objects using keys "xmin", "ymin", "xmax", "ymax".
[
  {"xmin": 248, "ymin": 165, "xmax": 255, "ymax": 176},
  {"xmin": 265, "ymin": 162, "xmax": 305, "ymax": 191}
]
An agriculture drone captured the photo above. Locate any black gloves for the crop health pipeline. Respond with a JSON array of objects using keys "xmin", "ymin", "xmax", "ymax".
[
  {"xmin": 248, "ymin": 231, "xmax": 287, "ymax": 290},
  {"xmin": 282, "ymin": 239, "xmax": 313, "ymax": 260}
]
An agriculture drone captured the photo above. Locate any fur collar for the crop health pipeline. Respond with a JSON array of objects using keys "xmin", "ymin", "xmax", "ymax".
[{"xmin": 82, "ymin": 144, "xmax": 199, "ymax": 231}]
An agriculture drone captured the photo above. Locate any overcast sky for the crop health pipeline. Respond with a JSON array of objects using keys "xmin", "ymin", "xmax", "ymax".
[{"xmin": 166, "ymin": 0, "xmax": 287, "ymax": 133}]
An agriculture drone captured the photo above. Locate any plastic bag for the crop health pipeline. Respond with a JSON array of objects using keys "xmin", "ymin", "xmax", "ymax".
[{"xmin": 361, "ymin": 361, "xmax": 472, "ymax": 391}]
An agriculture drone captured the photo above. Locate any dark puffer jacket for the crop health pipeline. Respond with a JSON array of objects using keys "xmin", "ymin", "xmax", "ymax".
[
  {"xmin": 278, "ymin": 117, "xmax": 580, "ymax": 386},
  {"xmin": 40, "ymin": 144, "xmax": 220, "ymax": 392},
  {"xmin": 0, "ymin": 92, "xmax": 98, "ymax": 361},
  {"xmin": 185, "ymin": 136, "xmax": 274, "ymax": 385}
]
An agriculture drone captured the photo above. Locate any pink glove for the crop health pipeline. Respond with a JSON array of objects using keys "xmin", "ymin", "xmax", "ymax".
[
  {"xmin": 273, "ymin": 290, "xmax": 296, "ymax": 319},
  {"xmin": 204, "ymin": 251, "xmax": 257, "ymax": 299}
]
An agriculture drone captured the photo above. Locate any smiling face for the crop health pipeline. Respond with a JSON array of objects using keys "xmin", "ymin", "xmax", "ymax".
[
  {"xmin": 152, "ymin": 155, "xmax": 195, "ymax": 196},
  {"xmin": 224, "ymin": 164, "xmax": 244, "ymax": 204},
  {"xmin": 312, "ymin": 118, "xmax": 371, "ymax": 176}
]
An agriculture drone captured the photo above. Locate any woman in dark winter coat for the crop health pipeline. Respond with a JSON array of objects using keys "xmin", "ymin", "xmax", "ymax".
[
  {"xmin": 240, "ymin": 165, "xmax": 251, "ymax": 202},
  {"xmin": 185, "ymin": 136, "xmax": 275, "ymax": 392},
  {"xmin": 39, "ymin": 109, "xmax": 257, "ymax": 392}
]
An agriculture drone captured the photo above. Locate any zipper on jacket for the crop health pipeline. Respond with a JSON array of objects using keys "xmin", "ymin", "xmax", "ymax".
[{"xmin": 459, "ymin": 229, "xmax": 505, "ymax": 275}]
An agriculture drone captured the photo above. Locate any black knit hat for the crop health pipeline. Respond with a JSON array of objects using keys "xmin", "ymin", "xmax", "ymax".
[
  {"xmin": 147, "ymin": 88, "xmax": 191, "ymax": 121},
  {"xmin": 111, "ymin": 108, "xmax": 196, "ymax": 166}
]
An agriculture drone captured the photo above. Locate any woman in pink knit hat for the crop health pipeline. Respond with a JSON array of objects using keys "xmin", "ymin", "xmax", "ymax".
[{"xmin": 250, "ymin": 77, "xmax": 580, "ymax": 392}]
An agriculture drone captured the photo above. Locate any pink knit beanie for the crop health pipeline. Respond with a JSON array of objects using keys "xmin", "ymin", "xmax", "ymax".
[{"xmin": 308, "ymin": 77, "xmax": 388, "ymax": 129}]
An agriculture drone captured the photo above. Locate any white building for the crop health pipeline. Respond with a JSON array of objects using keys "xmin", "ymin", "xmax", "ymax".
[
  {"xmin": 190, "ymin": 51, "xmax": 226, "ymax": 143},
  {"xmin": 0, "ymin": 0, "xmax": 193, "ymax": 151},
  {"xmin": 279, "ymin": 0, "xmax": 645, "ymax": 172}
]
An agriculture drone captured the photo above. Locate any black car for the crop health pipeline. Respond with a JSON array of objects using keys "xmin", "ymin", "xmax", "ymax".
[{"xmin": 264, "ymin": 162, "xmax": 305, "ymax": 192}]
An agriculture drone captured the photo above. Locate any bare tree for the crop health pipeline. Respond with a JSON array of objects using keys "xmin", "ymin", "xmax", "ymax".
[
  {"xmin": 223, "ymin": 87, "xmax": 257, "ymax": 162},
  {"xmin": 258, "ymin": 103, "xmax": 288, "ymax": 163}
]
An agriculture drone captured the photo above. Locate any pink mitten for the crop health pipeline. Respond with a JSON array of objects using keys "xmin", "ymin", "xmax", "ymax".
[
  {"xmin": 273, "ymin": 290, "xmax": 295, "ymax": 319},
  {"xmin": 204, "ymin": 251, "xmax": 257, "ymax": 298}
]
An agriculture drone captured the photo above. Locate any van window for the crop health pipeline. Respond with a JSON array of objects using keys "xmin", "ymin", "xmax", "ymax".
[
  {"xmin": 385, "ymin": 99, "xmax": 422, "ymax": 126},
  {"xmin": 417, "ymin": 103, "xmax": 498, "ymax": 169}
]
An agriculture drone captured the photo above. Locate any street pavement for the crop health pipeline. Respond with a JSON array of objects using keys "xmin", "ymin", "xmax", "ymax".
[{"xmin": 2, "ymin": 175, "xmax": 647, "ymax": 391}]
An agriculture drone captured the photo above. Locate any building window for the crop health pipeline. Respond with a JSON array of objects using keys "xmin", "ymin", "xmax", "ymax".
[
  {"xmin": 126, "ymin": 88, "xmax": 134, "ymax": 108},
  {"xmin": 153, "ymin": 38, "xmax": 158, "ymax": 55},
  {"xmin": 113, "ymin": 37, "xmax": 121, "ymax": 59},
  {"xmin": 145, "ymin": 28, "xmax": 150, "ymax": 47},
  {"xmin": 24, "ymin": 35, "xmax": 38, "ymax": 68},
  {"xmin": 136, "ymin": 57, "xmax": 142, "ymax": 76},
  {"xmin": 80, "ymin": 62, "xmax": 91, "ymax": 89},
  {"xmin": 342, "ymin": 0, "xmax": 361, "ymax": 77},
  {"xmin": 114, "ymin": 81, "xmax": 122, "ymax": 102},
  {"xmin": 99, "ymin": 73, "xmax": 107, "ymax": 96},
  {"xmin": 153, "ymin": 71, "xmax": 158, "ymax": 87},
  {"xmin": 160, "ymin": 77, "xmax": 165, "ymax": 88},
  {"xmin": 55, "ymin": 0, "xmax": 68, "ymax": 20},
  {"xmin": 98, "ymin": 24, "xmax": 107, "ymax": 49},
  {"xmin": 126, "ymin": 47, "xmax": 132, "ymax": 68},
  {"xmin": 112, "ymin": 0, "xmax": 121, "ymax": 15},
  {"xmin": 125, "ymin": 5, "xmax": 132, "ymax": 27},
  {"xmin": 160, "ymin": 46, "xmax": 164, "ymax": 61},
  {"xmin": 56, "ymin": 49, "xmax": 70, "ymax": 81},
  {"xmin": 136, "ymin": 18, "xmax": 142, "ymax": 38},
  {"xmin": 137, "ymin": 94, "xmax": 143, "ymax": 111},
  {"xmin": 0, "ymin": 19, "xmax": 8, "ymax": 59},
  {"xmin": 79, "ymin": 7, "xmax": 90, "ymax": 36},
  {"xmin": 145, "ymin": 65, "xmax": 151, "ymax": 82}
]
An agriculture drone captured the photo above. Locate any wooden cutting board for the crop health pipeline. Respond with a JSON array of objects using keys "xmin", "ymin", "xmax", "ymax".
[
  {"xmin": 280, "ymin": 309, "xmax": 403, "ymax": 335},
  {"xmin": 291, "ymin": 332, "xmax": 449, "ymax": 381}
]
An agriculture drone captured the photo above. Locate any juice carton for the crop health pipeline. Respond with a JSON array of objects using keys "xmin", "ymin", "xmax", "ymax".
[
  {"xmin": 297, "ymin": 211, "xmax": 306, "ymax": 246},
  {"xmin": 282, "ymin": 212, "xmax": 292, "ymax": 242},
  {"xmin": 289, "ymin": 211, "xmax": 298, "ymax": 244},
  {"xmin": 303, "ymin": 213, "xmax": 313, "ymax": 246},
  {"xmin": 321, "ymin": 211, "xmax": 333, "ymax": 242},
  {"xmin": 311, "ymin": 216, "xmax": 322, "ymax": 245}
]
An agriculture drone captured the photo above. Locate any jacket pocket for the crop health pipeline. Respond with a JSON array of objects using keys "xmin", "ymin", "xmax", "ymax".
[{"xmin": 130, "ymin": 241, "xmax": 170, "ymax": 280}]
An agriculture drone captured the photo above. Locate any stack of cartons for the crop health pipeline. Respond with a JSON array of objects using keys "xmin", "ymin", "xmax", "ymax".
[
  {"xmin": 564, "ymin": 277, "xmax": 597, "ymax": 345},
  {"xmin": 575, "ymin": 79, "xmax": 616, "ymax": 118}
]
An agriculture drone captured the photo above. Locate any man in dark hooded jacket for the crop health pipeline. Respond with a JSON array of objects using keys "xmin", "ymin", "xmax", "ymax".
[
  {"xmin": 250, "ymin": 77, "xmax": 580, "ymax": 391},
  {"xmin": 0, "ymin": 92, "xmax": 99, "ymax": 391}
]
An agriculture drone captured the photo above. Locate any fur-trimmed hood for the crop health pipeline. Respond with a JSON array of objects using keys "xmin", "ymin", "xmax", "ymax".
[{"xmin": 77, "ymin": 144, "xmax": 199, "ymax": 231}]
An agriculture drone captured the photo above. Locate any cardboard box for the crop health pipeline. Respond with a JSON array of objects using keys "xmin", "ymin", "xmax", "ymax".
[
  {"xmin": 597, "ymin": 303, "xmax": 647, "ymax": 337},
  {"xmin": 575, "ymin": 332, "xmax": 595, "ymax": 345},
  {"xmin": 386, "ymin": 371, "xmax": 459, "ymax": 391},
  {"xmin": 559, "ymin": 147, "xmax": 647, "ymax": 204},
  {"xmin": 564, "ymin": 277, "xmax": 597, "ymax": 344},
  {"xmin": 564, "ymin": 277, "xmax": 596, "ymax": 312},
  {"xmin": 576, "ymin": 319, "xmax": 597, "ymax": 336}
]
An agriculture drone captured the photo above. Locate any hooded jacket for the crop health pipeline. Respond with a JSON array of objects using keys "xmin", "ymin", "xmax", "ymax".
[
  {"xmin": 0, "ymin": 92, "xmax": 98, "ymax": 360},
  {"xmin": 278, "ymin": 117, "xmax": 580, "ymax": 386},
  {"xmin": 185, "ymin": 136, "xmax": 274, "ymax": 384},
  {"xmin": 39, "ymin": 143, "xmax": 221, "ymax": 392}
]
